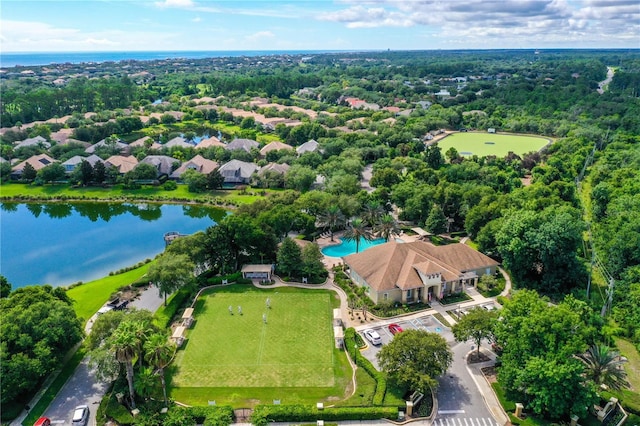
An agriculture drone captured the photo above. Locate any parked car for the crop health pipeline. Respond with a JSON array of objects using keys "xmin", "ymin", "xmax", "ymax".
[
  {"xmin": 72, "ymin": 405, "xmax": 89, "ymax": 426},
  {"xmin": 363, "ymin": 329, "xmax": 382, "ymax": 346},
  {"xmin": 388, "ymin": 323, "xmax": 404, "ymax": 335},
  {"xmin": 33, "ymin": 418, "xmax": 51, "ymax": 426}
]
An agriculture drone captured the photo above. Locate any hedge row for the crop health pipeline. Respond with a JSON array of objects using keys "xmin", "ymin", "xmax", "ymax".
[
  {"xmin": 250, "ymin": 404, "xmax": 398, "ymax": 426},
  {"xmin": 180, "ymin": 405, "xmax": 235, "ymax": 426},
  {"xmin": 344, "ymin": 328, "xmax": 387, "ymax": 405},
  {"xmin": 153, "ymin": 288, "xmax": 191, "ymax": 329}
]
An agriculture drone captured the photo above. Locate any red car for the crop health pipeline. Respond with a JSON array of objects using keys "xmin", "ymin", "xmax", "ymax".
[
  {"xmin": 34, "ymin": 418, "xmax": 51, "ymax": 426},
  {"xmin": 388, "ymin": 323, "xmax": 404, "ymax": 335}
]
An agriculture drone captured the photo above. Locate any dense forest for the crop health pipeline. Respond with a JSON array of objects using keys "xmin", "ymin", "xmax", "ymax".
[{"xmin": 1, "ymin": 49, "xmax": 639, "ymax": 421}]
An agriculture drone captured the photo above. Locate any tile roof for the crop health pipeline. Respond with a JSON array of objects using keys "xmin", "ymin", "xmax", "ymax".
[
  {"xmin": 259, "ymin": 141, "xmax": 293, "ymax": 156},
  {"xmin": 344, "ymin": 241, "xmax": 499, "ymax": 293},
  {"xmin": 224, "ymin": 138, "xmax": 259, "ymax": 152},
  {"xmin": 105, "ymin": 155, "xmax": 138, "ymax": 174},
  {"xmin": 170, "ymin": 155, "xmax": 219, "ymax": 178}
]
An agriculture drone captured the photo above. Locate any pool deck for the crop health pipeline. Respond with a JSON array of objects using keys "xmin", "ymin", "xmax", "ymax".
[{"xmin": 316, "ymin": 231, "xmax": 422, "ymax": 269}]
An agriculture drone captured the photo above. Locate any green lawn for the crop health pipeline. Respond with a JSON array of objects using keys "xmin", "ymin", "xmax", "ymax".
[
  {"xmin": 0, "ymin": 182, "xmax": 274, "ymax": 205},
  {"xmin": 437, "ymin": 132, "xmax": 551, "ymax": 157},
  {"xmin": 170, "ymin": 285, "xmax": 351, "ymax": 406},
  {"xmin": 66, "ymin": 262, "xmax": 151, "ymax": 323}
]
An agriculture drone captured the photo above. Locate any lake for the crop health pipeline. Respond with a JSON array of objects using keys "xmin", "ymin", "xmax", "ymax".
[{"xmin": 0, "ymin": 202, "xmax": 226, "ymax": 289}]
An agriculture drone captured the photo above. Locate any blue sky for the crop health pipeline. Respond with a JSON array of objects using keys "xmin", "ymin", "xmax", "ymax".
[{"xmin": 1, "ymin": 0, "xmax": 638, "ymax": 52}]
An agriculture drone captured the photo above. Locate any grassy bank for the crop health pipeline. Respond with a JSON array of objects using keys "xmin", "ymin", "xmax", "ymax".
[
  {"xmin": 66, "ymin": 262, "xmax": 152, "ymax": 323},
  {"xmin": 0, "ymin": 182, "xmax": 276, "ymax": 206}
]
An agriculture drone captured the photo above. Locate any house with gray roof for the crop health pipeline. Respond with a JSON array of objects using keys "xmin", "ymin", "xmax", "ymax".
[
  {"xmin": 140, "ymin": 155, "xmax": 181, "ymax": 176},
  {"xmin": 164, "ymin": 136, "xmax": 193, "ymax": 149},
  {"xmin": 296, "ymin": 139, "xmax": 319, "ymax": 155},
  {"xmin": 224, "ymin": 138, "xmax": 259, "ymax": 153},
  {"xmin": 258, "ymin": 162, "xmax": 290, "ymax": 176},
  {"xmin": 218, "ymin": 159, "xmax": 259, "ymax": 184},
  {"xmin": 14, "ymin": 136, "xmax": 51, "ymax": 149},
  {"xmin": 105, "ymin": 155, "xmax": 138, "ymax": 175},
  {"xmin": 259, "ymin": 141, "xmax": 293, "ymax": 157},
  {"xmin": 85, "ymin": 138, "xmax": 129, "ymax": 154},
  {"xmin": 61, "ymin": 154, "xmax": 104, "ymax": 174}
]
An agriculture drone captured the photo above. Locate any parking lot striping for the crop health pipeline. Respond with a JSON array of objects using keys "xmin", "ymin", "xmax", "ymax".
[
  {"xmin": 436, "ymin": 418, "xmax": 498, "ymax": 426},
  {"xmin": 481, "ymin": 418, "xmax": 488, "ymax": 426}
]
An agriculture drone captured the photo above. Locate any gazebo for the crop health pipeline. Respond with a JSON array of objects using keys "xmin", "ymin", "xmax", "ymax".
[{"xmin": 241, "ymin": 264, "xmax": 274, "ymax": 282}]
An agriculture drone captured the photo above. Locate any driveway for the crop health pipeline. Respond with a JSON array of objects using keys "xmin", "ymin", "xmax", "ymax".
[
  {"xmin": 38, "ymin": 286, "xmax": 166, "ymax": 426},
  {"xmin": 357, "ymin": 314, "xmax": 498, "ymax": 426}
]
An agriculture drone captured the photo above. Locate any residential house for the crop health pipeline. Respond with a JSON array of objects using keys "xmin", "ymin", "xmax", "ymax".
[
  {"xmin": 170, "ymin": 155, "xmax": 219, "ymax": 180},
  {"xmin": 196, "ymin": 136, "xmax": 225, "ymax": 150},
  {"xmin": 224, "ymin": 138, "xmax": 259, "ymax": 153},
  {"xmin": 61, "ymin": 154, "xmax": 104, "ymax": 174},
  {"xmin": 140, "ymin": 155, "xmax": 181, "ymax": 176},
  {"xmin": 11, "ymin": 154, "xmax": 56, "ymax": 178},
  {"xmin": 259, "ymin": 141, "xmax": 293, "ymax": 157},
  {"xmin": 164, "ymin": 136, "xmax": 193, "ymax": 149},
  {"xmin": 296, "ymin": 139, "xmax": 319, "ymax": 155},
  {"xmin": 129, "ymin": 136, "xmax": 162, "ymax": 150},
  {"xmin": 85, "ymin": 138, "xmax": 129, "ymax": 155},
  {"xmin": 217, "ymin": 159, "xmax": 259, "ymax": 184},
  {"xmin": 105, "ymin": 155, "xmax": 138, "ymax": 175},
  {"xmin": 258, "ymin": 162, "xmax": 290, "ymax": 176},
  {"xmin": 343, "ymin": 241, "xmax": 499, "ymax": 305},
  {"xmin": 14, "ymin": 136, "xmax": 51, "ymax": 150}
]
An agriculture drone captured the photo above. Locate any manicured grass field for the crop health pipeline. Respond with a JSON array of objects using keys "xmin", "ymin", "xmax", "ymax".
[
  {"xmin": 437, "ymin": 132, "xmax": 551, "ymax": 157},
  {"xmin": 170, "ymin": 285, "xmax": 351, "ymax": 406}
]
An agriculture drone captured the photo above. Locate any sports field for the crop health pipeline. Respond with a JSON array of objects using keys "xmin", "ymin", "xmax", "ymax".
[
  {"xmin": 169, "ymin": 285, "xmax": 350, "ymax": 406},
  {"xmin": 436, "ymin": 132, "xmax": 550, "ymax": 157}
]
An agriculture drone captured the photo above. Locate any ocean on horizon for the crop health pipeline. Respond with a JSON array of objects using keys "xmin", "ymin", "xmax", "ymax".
[{"xmin": 0, "ymin": 50, "xmax": 344, "ymax": 68}]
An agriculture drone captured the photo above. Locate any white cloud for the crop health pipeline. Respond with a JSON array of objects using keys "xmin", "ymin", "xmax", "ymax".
[
  {"xmin": 192, "ymin": 16, "xmax": 202, "ymax": 22},
  {"xmin": 154, "ymin": 0, "xmax": 194, "ymax": 9},
  {"xmin": 245, "ymin": 31, "xmax": 276, "ymax": 42}
]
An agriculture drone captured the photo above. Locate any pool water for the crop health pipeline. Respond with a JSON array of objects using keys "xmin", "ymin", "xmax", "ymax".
[{"xmin": 322, "ymin": 238, "xmax": 386, "ymax": 257}]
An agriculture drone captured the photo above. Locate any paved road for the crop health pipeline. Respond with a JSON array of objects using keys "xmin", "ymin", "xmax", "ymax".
[
  {"xmin": 37, "ymin": 287, "xmax": 165, "ymax": 426},
  {"xmin": 356, "ymin": 314, "xmax": 496, "ymax": 424}
]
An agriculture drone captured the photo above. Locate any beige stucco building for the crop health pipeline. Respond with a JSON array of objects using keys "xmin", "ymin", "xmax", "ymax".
[{"xmin": 343, "ymin": 241, "xmax": 499, "ymax": 304}]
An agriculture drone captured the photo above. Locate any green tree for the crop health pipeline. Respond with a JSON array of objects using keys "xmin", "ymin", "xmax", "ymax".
[
  {"xmin": 79, "ymin": 160, "xmax": 94, "ymax": 185},
  {"xmin": 276, "ymin": 237, "xmax": 303, "ymax": 278},
  {"xmin": 111, "ymin": 321, "xmax": 141, "ymax": 408},
  {"xmin": 0, "ymin": 275, "xmax": 10, "ymax": 298},
  {"xmin": 134, "ymin": 366, "xmax": 159, "ymax": 400},
  {"xmin": 207, "ymin": 168, "xmax": 225, "ymax": 190},
  {"xmin": 144, "ymin": 333, "xmax": 176, "ymax": 406},
  {"xmin": 424, "ymin": 143, "xmax": 444, "ymax": 169},
  {"xmin": 318, "ymin": 205, "xmax": 346, "ymax": 242},
  {"xmin": 147, "ymin": 254, "xmax": 194, "ymax": 305},
  {"xmin": 285, "ymin": 164, "xmax": 316, "ymax": 192},
  {"xmin": 37, "ymin": 162, "xmax": 66, "ymax": 183},
  {"xmin": 93, "ymin": 160, "xmax": 106, "ymax": 184},
  {"xmin": 301, "ymin": 243, "xmax": 328, "ymax": 282},
  {"xmin": 576, "ymin": 344, "xmax": 630, "ymax": 391},
  {"xmin": 0, "ymin": 162, "xmax": 12, "ymax": 183},
  {"xmin": 126, "ymin": 162, "xmax": 158, "ymax": 181},
  {"xmin": 374, "ymin": 214, "xmax": 400, "ymax": 242},
  {"xmin": 452, "ymin": 307, "xmax": 497, "ymax": 356},
  {"xmin": 377, "ymin": 329, "xmax": 453, "ymax": 393},
  {"xmin": 342, "ymin": 218, "xmax": 373, "ymax": 253},
  {"xmin": 0, "ymin": 285, "xmax": 83, "ymax": 404},
  {"xmin": 424, "ymin": 204, "xmax": 447, "ymax": 234},
  {"xmin": 182, "ymin": 169, "xmax": 208, "ymax": 193},
  {"xmin": 361, "ymin": 201, "xmax": 384, "ymax": 227},
  {"xmin": 495, "ymin": 206, "xmax": 586, "ymax": 295}
]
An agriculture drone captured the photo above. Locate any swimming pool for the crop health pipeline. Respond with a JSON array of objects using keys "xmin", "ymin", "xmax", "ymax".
[{"xmin": 321, "ymin": 238, "xmax": 386, "ymax": 257}]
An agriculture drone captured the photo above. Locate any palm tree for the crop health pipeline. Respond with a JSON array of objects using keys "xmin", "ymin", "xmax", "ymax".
[
  {"xmin": 144, "ymin": 333, "xmax": 176, "ymax": 406},
  {"xmin": 577, "ymin": 344, "xmax": 630, "ymax": 391},
  {"xmin": 318, "ymin": 205, "xmax": 345, "ymax": 242},
  {"xmin": 361, "ymin": 202, "xmax": 384, "ymax": 227},
  {"xmin": 342, "ymin": 218, "xmax": 373, "ymax": 253},
  {"xmin": 134, "ymin": 367, "xmax": 159, "ymax": 401},
  {"xmin": 130, "ymin": 320, "xmax": 151, "ymax": 369},
  {"xmin": 374, "ymin": 214, "xmax": 400, "ymax": 242},
  {"xmin": 111, "ymin": 323, "xmax": 139, "ymax": 408}
]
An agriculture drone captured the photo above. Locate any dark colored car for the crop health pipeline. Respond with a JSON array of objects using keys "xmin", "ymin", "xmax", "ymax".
[{"xmin": 388, "ymin": 323, "xmax": 404, "ymax": 335}]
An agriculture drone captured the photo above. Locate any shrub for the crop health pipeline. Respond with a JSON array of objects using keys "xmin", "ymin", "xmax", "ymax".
[
  {"xmin": 344, "ymin": 328, "xmax": 387, "ymax": 405},
  {"xmin": 163, "ymin": 180, "xmax": 178, "ymax": 191},
  {"xmin": 250, "ymin": 404, "xmax": 397, "ymax": 426},
  {"xmin": 153, "ymin": 288, "xmax": 191, "ymax": 329}
]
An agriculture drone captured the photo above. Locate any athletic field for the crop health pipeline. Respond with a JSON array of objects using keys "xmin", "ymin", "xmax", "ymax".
[
  {"xmin": 436, "ymin": 132, "xmax": 550, "ymax": 157},
  {"xmin": 169, "ymin": 285, "xmax": 350, "ymax": 406}
]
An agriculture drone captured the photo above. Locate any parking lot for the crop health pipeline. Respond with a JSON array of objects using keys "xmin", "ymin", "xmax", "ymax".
[{"xmin": 358, "ymin": 314, "xmax": 455, "ymax": 369}]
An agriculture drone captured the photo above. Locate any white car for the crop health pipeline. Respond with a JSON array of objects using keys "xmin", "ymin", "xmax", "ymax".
[
  {"xmin": 72, "ymin": 405, "xmax": 89, "ymax": 426},
  {"xmin": 363, "ymin": 329, "xmax": 382, "ymax": 346}
]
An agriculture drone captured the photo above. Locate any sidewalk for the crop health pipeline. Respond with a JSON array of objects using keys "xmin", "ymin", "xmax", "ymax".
[{"xmin": 465, "ymin": 350, "xmax": 510, "ymax": 426}]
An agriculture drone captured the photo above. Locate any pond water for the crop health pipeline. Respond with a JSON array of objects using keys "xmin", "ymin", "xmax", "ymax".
[
  {"xmin": 0, "ymin": 202, "xmax": 226, "ymax": 289},
  {"xmin": 321, "ymin": 238, "xmax": 386, "ymax": 257}
]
